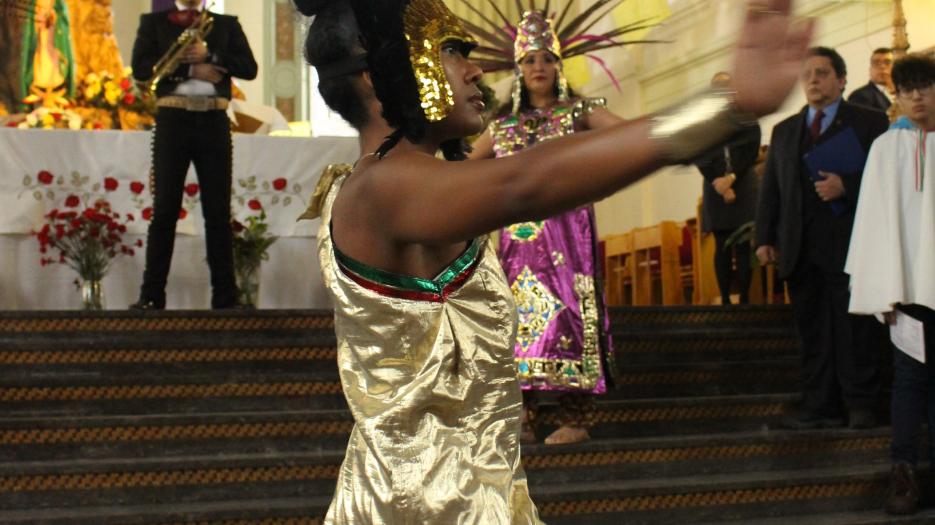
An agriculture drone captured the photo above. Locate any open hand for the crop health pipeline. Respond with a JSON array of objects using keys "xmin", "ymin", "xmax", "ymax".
[
  {"xmin": 183, "ymin": 41, "xmax": 210, "ymax": 64},
  {"xmin": 814, "ymin": 171, "xmax": 845, "ymax": 201},
  {"xmin": 723, "ymin": 188, "xmax": 737, "ymax": 204},
  {"xmin": 190, "ymin": 63, "xmax": 227, "ymax": 83},
  {"xmin": 713, "ymin": 175, "xmax": 734, "ymax": 195},
  {"xmin": 731, "ymin": 0, "xmax": 815, "ymax": 117},
  {"xmin": 756, "ymin": 245, "xmax": 778, "ymax": 265}
]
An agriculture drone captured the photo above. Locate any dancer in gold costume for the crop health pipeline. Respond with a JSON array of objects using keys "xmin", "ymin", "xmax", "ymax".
[{"xmin": 299, "ymin": 0, "xmax": 813, "ymax": 522}]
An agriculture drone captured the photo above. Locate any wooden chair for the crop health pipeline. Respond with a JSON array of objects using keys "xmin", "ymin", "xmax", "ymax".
[
  {"xmin": 631, "ymin": 221, "xmax": 684, "ymax": 306},
  {"xmin": 603, "ymin": 232, "xmax": 633, "ymax": 306},
  {"xmin": 679, "ymin": 220, "xmax": 696, "ymax": 304}
]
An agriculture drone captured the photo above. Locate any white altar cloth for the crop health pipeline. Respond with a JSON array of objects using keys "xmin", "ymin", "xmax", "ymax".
[{"xmin": 0, "ymin": 128, "xmax": 358, "ymax": 310}]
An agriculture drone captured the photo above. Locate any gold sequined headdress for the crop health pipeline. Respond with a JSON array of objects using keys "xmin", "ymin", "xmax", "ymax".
[
  {"xmin": 403, "ymin": 0, "xmax": 477, "ymax": 122},
  {"xmin": 514, "ymin": 10, "xmax": 562, "ymax": 63},
  {"xmin": 349, "ymin": 0, "xmax": 478, "ymax": 159}
]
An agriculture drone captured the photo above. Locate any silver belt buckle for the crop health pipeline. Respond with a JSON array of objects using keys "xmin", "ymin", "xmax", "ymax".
[{"xmin": 187, "ymin": 96, "xmax": 211, "ymax": 112}]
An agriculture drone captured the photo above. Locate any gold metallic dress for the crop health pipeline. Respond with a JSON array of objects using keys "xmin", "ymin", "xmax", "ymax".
[{"xmin": 315, "ymin": 168, "xmax": 543, "ymax": 525}]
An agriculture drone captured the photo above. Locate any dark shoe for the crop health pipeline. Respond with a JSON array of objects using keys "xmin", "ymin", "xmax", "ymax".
[
  {"xmin": 847, "ymin": 409, "xmax": 877, "ymax": 429},
  {"xmin": 129, "ymin": 299, "xmax": 164, "ymax": 310},
  {"xmin": 777, "ymin": 409, "xmax": 844, "ymax": 430},
  {"xmin": 885, "ymin": 463, "xmax": 919, "ymax": 515}
]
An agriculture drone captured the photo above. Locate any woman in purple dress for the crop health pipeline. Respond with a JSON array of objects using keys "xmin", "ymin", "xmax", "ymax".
[{"xmin": 470, "ymin": 10, "xmax": 626, "ymax": 445}]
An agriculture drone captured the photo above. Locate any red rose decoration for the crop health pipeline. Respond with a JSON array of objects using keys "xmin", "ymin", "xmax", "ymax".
[
  {"xmin": 104, "ymin": 177, "xmax": 119, "ymax": 191},
  {"xmin": 248, "ymin": 199, "xmax": 262, "ymax": 211},
  {"xmin": 130, "ymin": 181, "xmax": 145, "ymax": 194},
  {"xmin": 120, "ymin": 78, "xmax": 132, "ymax": 90},
  {"xmin": 272, "ymin": 178, "xmax": 287, "ymax": 191},
  {"xmin": 37, "ymin": 170, "xmax": 54, "ymax": 185},
  {"xmin": 64, "ymin": 195, "xmax": 81, "ymax": 208},
  {"xmin": 231, "ymin": 220, "xmax": 245, "ymax": 233},
  {"xmin": 184, "ymin": 183, "xmax": 199, "ymax": 196},
  {"xmin": 142, "ymin": 207, "xmax": 153, "ymax": 221},
  {"xmin": 123, "ymin": 93, "xmax": 136, "ymax": 106},
  {"xmin": 178, "ymin": 209, "xmax": 188, "ymax": 220}
]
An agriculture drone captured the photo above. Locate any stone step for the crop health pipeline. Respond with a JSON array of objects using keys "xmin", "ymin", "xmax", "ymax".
[
  {"xmin": 0, "ymin": 392, "xmax": 798, "ymax": 439},
  {"xmin": 610, "ymin": 358, "xmax": 798, "ymax": 398},
  {"xmin": 608, "ymin": 305, "xmax": 795, "ymax": 331},
  {"xmin": 0, "ymin": 430, "xmax": 901, "ymax": 517},
  {"xmin": 0, "ymin": 358, "xmax": 798, "ymax": 408},
  {"xmin": 0, "ymin": 410, "xmax": 354, "ymax": 462},
  {"xmin": 0, "ymin": 497, "xmax": 326, "ymax": 524},
  {"xmin": 0, "ymin": 310, "xmax": 334, "ymax": 343},
  {"xmin": 536, "ymin": 463, "xmax": 904, "ymax": 524},
  {"xmin": 696, "ymin": 508, "xmax": 935, "ymax": 524},
  {"xmin": 613, "ymin": 330, "xmax": 799, "ymax": 364},
  {"xmin": 0, "ymin": 415, "xmax": 893, "ymax": 481},
  {"xmin": 0, "ymin": 451, "xmax": 340, "ymax": 511},
  {"xmin": 0, "ymin": 458, "xmax": 910, "ymax": 524}
]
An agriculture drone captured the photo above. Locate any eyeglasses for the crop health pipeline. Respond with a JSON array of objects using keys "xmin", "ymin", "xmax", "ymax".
[{"xmin": 897, "ymin": 83, "xmax": 934, "ymax": 98}]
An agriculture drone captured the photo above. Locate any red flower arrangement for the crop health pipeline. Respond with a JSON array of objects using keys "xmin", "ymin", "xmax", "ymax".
[{"xmin": 34, "ymin": 200, "xmax": 140, "ymax": 281}]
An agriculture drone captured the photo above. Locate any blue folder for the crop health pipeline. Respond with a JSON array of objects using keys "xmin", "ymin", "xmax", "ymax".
[{"xmin": 803, "ymin": 127, "xmax": 866, "ymax": 216}]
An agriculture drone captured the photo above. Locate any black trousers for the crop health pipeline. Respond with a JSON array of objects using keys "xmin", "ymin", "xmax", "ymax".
[
  {"xmin": 787, "ymin": 258, "xmax": 882, "ymax": 415},
  {"xmin": 712, "ymin": 229, "xmax": 752, "ymax": 305},
  {"xmin": 139, "ymin": 107, "xmax": 236, "ymax": 308},
  {"xmin": 890, "ymin": 305, "xmax": 935, "ymax": 466}
]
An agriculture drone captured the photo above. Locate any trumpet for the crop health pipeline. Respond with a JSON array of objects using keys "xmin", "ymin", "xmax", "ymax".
[{"xmin": 147, "ymin": 6, "xmax": 215, "ymax": 95}]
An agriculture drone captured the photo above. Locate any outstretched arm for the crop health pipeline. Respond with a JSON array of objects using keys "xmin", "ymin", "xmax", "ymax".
[{"xmin": 341, "ymin": 1, "xmax": 813, "ymax": 246}]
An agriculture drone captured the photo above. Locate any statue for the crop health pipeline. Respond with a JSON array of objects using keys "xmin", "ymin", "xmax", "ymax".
[
  {"xmin": 65, "ymin": 0, "xmax": 122, "ymax": 81},
  {"xmin": 0, "ymin": 0, "xmax": 30, "ymax": 111},
  {"xmin": 19, "ymin": 0, "xmax": 76, "ymax": 108}
]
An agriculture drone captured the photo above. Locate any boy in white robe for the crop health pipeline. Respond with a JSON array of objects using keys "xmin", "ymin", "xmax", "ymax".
[{"xmin": 846, "ymin": 54, "xmax": 935, "ymax": 516}]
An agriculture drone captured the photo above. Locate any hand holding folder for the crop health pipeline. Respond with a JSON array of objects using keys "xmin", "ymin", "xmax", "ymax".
[{"xmin": 803, "ymin": 127, "xmax": 867, "ymax": 216}]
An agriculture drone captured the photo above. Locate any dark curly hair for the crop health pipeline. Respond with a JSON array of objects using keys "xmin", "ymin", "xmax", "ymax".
[
  {"xmin": 293, "ymin": 0, "xmax": 370, "ymax": 129},
  {"xmin": 349, "ymin": 0, "xmax": 468, "ymax": 160},
  {"xmin": 892, "ymin": 54, "xmax": 935, "ymax": 93}
]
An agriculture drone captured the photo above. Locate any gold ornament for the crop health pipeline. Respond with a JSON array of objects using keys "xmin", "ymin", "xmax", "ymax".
[{"xmin": 403, "ymin": 0, "xmax": 476, "ymax": 122}]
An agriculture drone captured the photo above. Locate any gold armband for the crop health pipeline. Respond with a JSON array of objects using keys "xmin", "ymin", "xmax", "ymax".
[{"xmin": 649, "ymin": 89, "xmax": 757, "ymax": 164}]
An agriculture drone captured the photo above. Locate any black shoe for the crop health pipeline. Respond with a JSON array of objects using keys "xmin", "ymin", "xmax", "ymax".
[
  {"xmin": 847, "ymin": 409, "xmax": 877, "ymax": 429},
  {"xmin": 777, "ymin": 409, "xmax": 844, "ymax": 430},
  {"xmin": 885, "ymin": 463, "xmax": 919, "ymax": 515},
  {"xmin": 129, "ymin": 299, "xmax": 164, "ymax": 310}
]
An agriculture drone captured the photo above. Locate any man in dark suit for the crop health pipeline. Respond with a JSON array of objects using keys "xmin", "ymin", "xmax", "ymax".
[
  {"xmin": 130, "ymin": 0, "xmax": 257, "ymax": 309},
  {"xmin": 848, "ymin": 47, "xmax": 893, "ymax": 114},
  {"xmin": 756, "ymin": 47, "xmax": 889, "ymax": 430},
  {"xmin": 695, "ymin": 72, "xmax": 762, "ymax": 306}
]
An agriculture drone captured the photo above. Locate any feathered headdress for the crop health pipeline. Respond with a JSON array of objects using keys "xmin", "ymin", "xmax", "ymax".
[{"xmin": 456, "ymin": 0, "xmax": 661, "ymax": 94}]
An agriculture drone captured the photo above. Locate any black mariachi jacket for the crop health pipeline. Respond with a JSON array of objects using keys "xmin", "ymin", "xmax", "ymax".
[{"xmin": 131, "ymin": 9, "xmax": 257, "ymax": 99}]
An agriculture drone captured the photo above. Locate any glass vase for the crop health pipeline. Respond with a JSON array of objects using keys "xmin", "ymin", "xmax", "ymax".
[
  {"xmin": 80, "ymin": 279, "xmax": 105, "ymax": 310},
  {"xmin": 235, "ymin": 264, "xmax": 260, "ymax": 308}
]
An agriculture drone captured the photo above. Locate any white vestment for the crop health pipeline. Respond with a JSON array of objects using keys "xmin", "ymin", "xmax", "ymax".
[{"xmin": 845, "ymin": 118, "xmax": 935, "ymax": 315}]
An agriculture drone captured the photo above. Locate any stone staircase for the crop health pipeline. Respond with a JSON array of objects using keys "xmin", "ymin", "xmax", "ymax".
[{"xmin": 0, "ymin": 307, "xmax": 927, "ymax": 524}]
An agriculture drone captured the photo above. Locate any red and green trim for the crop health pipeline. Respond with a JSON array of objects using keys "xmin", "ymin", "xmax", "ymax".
[{"xmin": 334, "ymin": 239, "xmax": 482, "ymax": 303}]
